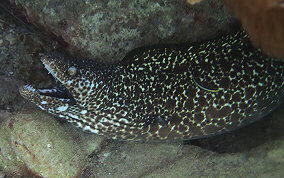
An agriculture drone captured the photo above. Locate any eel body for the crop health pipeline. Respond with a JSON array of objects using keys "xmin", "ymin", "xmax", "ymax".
[{"xmin": 19, "ymin": 30, "xmax": 284, "ymax": 140}]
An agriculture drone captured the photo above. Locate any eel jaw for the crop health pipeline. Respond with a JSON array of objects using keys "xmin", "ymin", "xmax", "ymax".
[
  {"xmin": 19, "ymin": 84, "xmax": 75, "ymax": 113},
  {"xmin": 39, "ymin": 53, "xmax": 73, "ymax": 85},
  {"xmin": 19, "ymin": 53, "xmax": 78, "ymax": 112}
]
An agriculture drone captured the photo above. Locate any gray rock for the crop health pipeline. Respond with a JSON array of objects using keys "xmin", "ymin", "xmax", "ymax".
[
  {"xmin": 0, "ymin": 77, "xmax": 21, "ymax": 111},
  {"xmin": 9, "ymin": 0, "xmax": 234, "ymax": 62},
  {"xmin": 4, "ymin": 33, "xmax": 17, "ymax": 46}
]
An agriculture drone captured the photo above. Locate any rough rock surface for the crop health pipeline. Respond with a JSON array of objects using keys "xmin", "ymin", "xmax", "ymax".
[
  {"xmin": 0, "ymin": 111, "xmax": 105, "ymax": 177},
  {"xmin": 223, "ymin": 0, "xmax": 284, "ymax": 60},
  {"xmin": 9, "ymin": 0, "xmax": 234, "ymax": 63},
  {"xmin": 0, "ymin": 6, "xmax": 54, "ymax": 97},
  {"xmin": 0, "ymin": 77, "xmax": 21, "ymax": 111}
]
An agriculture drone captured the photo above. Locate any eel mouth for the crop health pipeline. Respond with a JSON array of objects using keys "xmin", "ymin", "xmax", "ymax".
[
  {"xmin": 38, "ymin": 86, "xmax": 73, "ymax": 99},
  {"xmin": 19, "ymin": 53, "xmax": 75, "ymax": 102},
  {"xmin": 19, "ymin": 81, "xmax": 75, "ymax": 103}
]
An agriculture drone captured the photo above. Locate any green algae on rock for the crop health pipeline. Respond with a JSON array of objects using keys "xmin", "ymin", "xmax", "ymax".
[
  {"xmin": 19, "ymin": 30, "xmax": 284, "ymax": 141},
  {"xmin": 0, "ymin": 113, "xmax": 25, "ymax": 176},
  {"xmin": 0, "ymin": 111, "xmax": 103, "ymax": 177}
]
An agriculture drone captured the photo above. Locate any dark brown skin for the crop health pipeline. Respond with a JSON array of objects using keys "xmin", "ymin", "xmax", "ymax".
[{"xmin": 19, "ymin": 30, "xmax": 284, "ymax": 141}]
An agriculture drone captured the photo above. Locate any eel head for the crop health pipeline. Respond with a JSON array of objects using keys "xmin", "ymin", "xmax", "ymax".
[{"xmin": 19, "ymin": 53, "xmax": 104, "ymax": 116}]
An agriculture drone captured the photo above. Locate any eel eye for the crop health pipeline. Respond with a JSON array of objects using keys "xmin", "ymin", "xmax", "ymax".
[{"xmin": 67, "ymin": 66, "xmax": 77, "ymax": 76}]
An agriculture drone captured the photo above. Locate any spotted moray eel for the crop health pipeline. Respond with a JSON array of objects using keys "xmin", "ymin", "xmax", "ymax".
[{"xmin": 19, "ymin": 30, "xmax": 284, "ymax": 141}]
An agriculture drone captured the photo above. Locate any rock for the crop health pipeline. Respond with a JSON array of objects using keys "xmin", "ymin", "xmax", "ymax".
[
  {"xmin": 0, "ymin": 171, "xmax": 7, "ymax": 178},
  {"xmin": 0, "ymin": 11, "xmax": 47, "ymax": 85},
  {"xmin": 223, "ymin": 0, "xmax": 284, "ymax": 59},
  {"xmin": 187, "ymin": 0, "xmax": 204, "ymax": 5},
  {"xmin": 4, "ymin": 33, "xmax": 17, "ymax": 46},
  {"xmin": 0, "ymin": 112, "xmax": 25, "ymax": 176},
  {"xmin": 9, "ymin": 0, "xmax": 234, "ymax": 62},
  {"xmin": 0, "ymin": 77, "xmax": 21, "ymax": 111},
  {"xmin": 0, "ymin": 111, "xmax": 105, "ymax": 177},
  {"xmin": 0, "ymin": 39, "xmax": 3, "ymax": 46},
  {"xmin": 82, "ymin": 141, "xmax": 192, "ymax": 177}
]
